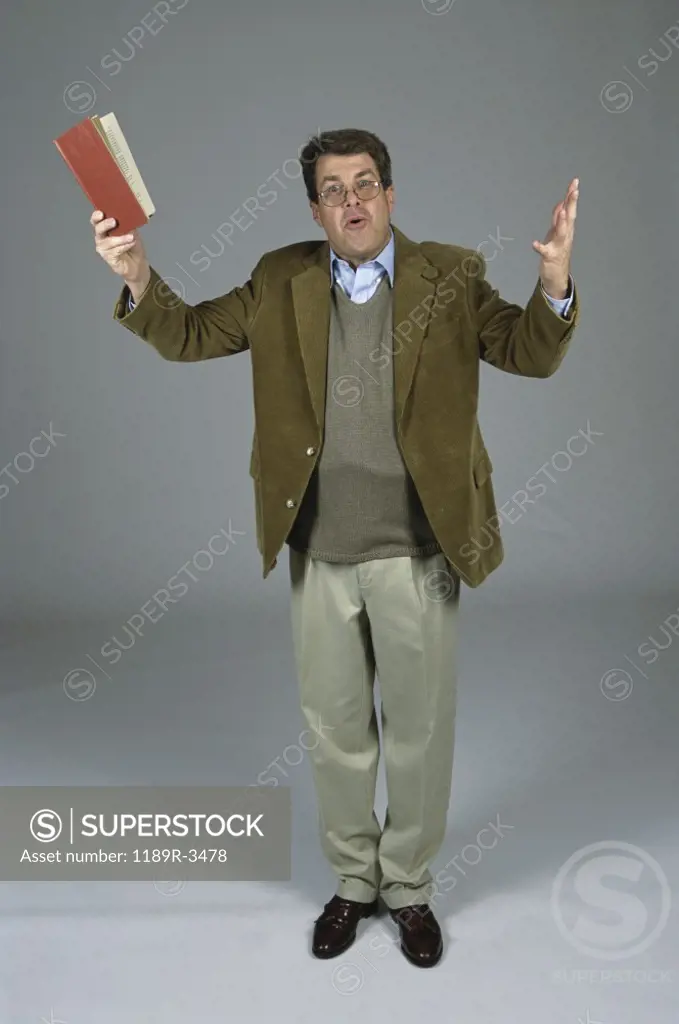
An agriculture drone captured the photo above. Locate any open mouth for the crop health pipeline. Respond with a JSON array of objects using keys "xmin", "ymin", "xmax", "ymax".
[{"xmin": 345, "ymin": 215, "xmax": 368, "ymax": 230}]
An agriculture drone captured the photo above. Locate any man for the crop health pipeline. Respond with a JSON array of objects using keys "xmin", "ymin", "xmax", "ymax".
[{"xmin": 92, "ymin": 128, "xmax": 579, "ymax": 968}]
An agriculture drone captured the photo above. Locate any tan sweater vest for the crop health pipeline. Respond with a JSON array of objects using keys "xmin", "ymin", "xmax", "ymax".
[{"xmin": 286, "ymin": 275, "xmax": 441, "ymax": 563}]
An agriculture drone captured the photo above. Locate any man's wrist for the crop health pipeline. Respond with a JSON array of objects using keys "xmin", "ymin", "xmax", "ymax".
[
  {"xmin": 125, "ymin": 267, "xmax": 151, "ymax": 304},
  {"xmin": 540, "ymin": 273, "xmax": 570, "ymax": 300}
]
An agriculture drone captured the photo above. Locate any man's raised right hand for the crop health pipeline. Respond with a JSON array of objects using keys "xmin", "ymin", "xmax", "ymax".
[{"xmin": 91, "ymin": 210, "xmax": 151, "ymax": 298}]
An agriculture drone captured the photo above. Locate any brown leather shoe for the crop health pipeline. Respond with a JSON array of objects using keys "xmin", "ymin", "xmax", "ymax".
[
  {"xmin": 312, "ymin": 894, "xmax": 378, "ymax": 959},
  {"xmin": 388, "ymin": 904, "xmax": 443, "ymax": 967}
]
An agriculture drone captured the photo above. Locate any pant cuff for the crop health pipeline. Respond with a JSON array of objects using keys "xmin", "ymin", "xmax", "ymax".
[
  {"xmin": 379, "ymin": 887, "xmax": 433, "ymax": 910},
  {"xmin": 336, "ymin": 878, "xmax": 379, "ymax": 903}
]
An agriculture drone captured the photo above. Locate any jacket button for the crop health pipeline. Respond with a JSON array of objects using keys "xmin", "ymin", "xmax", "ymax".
[
  {"xmin": 286, "ymin": 498, "xmax": 296, "ymax": 508},
  {"xmin": 306, "ymin": 446, "xmax": 316, "ymax": 456}
]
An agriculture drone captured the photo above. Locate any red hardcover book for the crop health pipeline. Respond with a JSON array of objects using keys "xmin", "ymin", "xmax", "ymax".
[{"xmin": 53, "ymin": 113, "xmax": 155, "ymax": 236}]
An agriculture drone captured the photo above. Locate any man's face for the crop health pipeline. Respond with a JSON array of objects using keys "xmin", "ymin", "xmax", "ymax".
[{"xmin": 310, "ymin": 152, "xmax": 394, "ymax": 268}]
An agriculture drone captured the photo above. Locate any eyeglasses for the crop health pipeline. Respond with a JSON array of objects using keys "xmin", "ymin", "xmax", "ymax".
[{"xmin": 317, "ymin": 179, "xmax": 383, "ymax": 207}]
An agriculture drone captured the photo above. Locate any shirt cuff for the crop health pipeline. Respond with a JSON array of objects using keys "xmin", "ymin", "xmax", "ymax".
[{"xmin": 541, "ymin": 274, "xmax": 574, "ymax": 317}]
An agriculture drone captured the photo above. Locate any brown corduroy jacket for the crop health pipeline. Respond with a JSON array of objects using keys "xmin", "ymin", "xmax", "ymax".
[{"xmin": 113, "ymin": 222, "xmax": 579, "ymax": 586}]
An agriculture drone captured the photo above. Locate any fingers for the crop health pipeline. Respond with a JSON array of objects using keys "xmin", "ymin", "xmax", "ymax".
[
  {"xmin": 539, "ymin": 178, "xmax": 579, "ymax": 258},
  {"xmin": 91, "ymin": 210, "xmax": 138, "ymax": 241},
  {"xmin": 97, "ymin": 229, "xmax": 134, "ymax": 247},
  {"xmin": 553, "ymin": 179, "xmax": 579, "ymax": 231},
  {"xmin": 99, "ymin": 240, "xmax": 137, "ymax": 259},
  {"xmin": 95, "ymin": 231, "xmax": 135, "ymax": 256},
  {"xmin": 553, "ymin": 178, "xmax": 579, "ymax": 217},
  {"xmin": 565, "ymin": 177, "xmax": 579, "ymax": 212},
  {"xmin": 90, "ymin": 210, "xmax": 113, "ymax": 235},
  {"xmin": 92, "ymin": 211, "xmax": 119, "ymax": 239},
  {"xmin": 96, "ymin": 231, "xmax": 130, "ymax": 252},
  {"xmin": 92, "ymin": 209, "xmax": 135, "ymax": 255}
]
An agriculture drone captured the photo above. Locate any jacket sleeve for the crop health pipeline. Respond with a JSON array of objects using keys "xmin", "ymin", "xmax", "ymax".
[
  {"xmin": 465, "ymin": 249, "xmax": 579, "ymax": 378},
  {"xmin": 111, "ymin": 256, "xmax": 266, "ymax": 361}
]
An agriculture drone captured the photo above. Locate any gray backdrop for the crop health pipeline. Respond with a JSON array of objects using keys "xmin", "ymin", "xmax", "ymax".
[{"xmin": 0, "ymin": 0, "xmax": 677, "ymax": 1022}]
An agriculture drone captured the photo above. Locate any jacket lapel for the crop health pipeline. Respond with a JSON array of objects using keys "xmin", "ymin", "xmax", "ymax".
[
  {"xmin": 291, "ymin": 222, "xmax": 440, "ymax": 433},
  {"xmin": 390, "ymin": 224, "xmax": 440, "ymax": 430},
  {"xmin": 291, "ymin": 240, "xmax": 331, "ymax": 432}
]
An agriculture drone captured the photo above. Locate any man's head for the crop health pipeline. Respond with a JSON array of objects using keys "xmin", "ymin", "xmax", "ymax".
[{"xmin": 300, "ymin": 129, "xmax": 394, "ymax": 268}]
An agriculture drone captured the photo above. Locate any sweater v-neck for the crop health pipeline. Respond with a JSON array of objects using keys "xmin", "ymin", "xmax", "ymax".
[{"xmin": 331, "ymin": 271, "xmax": 391, "ymax": 309}]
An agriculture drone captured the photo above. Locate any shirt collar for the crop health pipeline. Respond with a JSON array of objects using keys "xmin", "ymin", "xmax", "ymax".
[{"xmin": 329, "ymin": 226, "xmax": 395, "ymax": 286}]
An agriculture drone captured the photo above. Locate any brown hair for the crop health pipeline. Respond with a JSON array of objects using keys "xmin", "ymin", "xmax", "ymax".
[{"xmin": 299, "ymin": 128, "xmax": 393, "ymax": 203}]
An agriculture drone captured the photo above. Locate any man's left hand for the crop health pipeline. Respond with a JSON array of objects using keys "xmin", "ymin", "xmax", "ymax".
[{"xmin": 533, "ymin": 177, "xmax": 579, "ymax": 299}]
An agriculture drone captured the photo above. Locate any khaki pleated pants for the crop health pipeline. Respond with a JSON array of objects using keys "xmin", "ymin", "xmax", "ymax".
[{"xmin": 288, "ymin": 545, "xmax": 461, "ymax": 911}]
